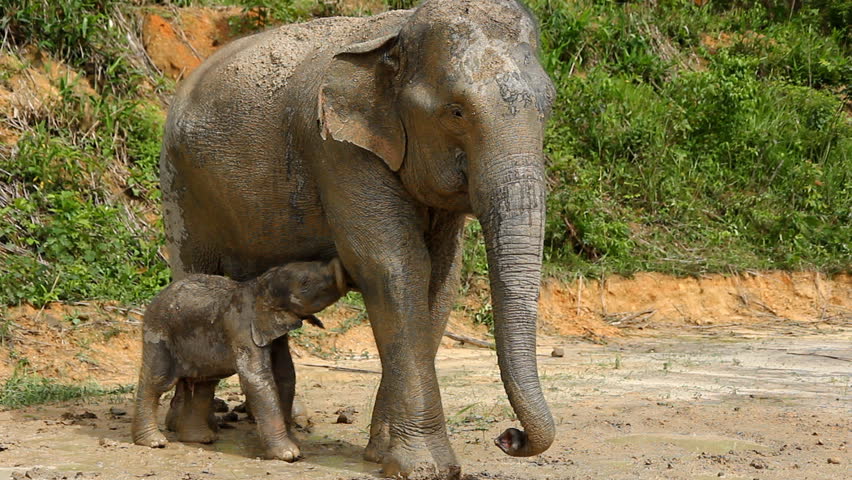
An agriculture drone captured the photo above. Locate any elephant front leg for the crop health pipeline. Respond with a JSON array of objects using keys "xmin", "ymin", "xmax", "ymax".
[
  {"xmin": 365, "ymin": 211, "xmax": 466, "ymax": 466},
  {"xmin": 235, "ymin": 348, "xmax": 300, "ymax": 462},
  {"xmin": 270, "ymin": 335, "xmax": 297, "ymax": 432},
  {"xmin": 132, "ymin": 340, "xmax": 177, "ymax": 448},
  {"xmin": 334, "ymin": 245, "xmax": 458, "ymax": 478}
]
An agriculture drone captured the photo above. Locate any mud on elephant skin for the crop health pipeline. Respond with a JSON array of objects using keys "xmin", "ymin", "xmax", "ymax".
[
  {"xmin": 132, "ymin": 259, "xmax": 347, "ymax": 461},
  {"xmin": 161, "ymin": 0, "xmax": 556, "ymax": 477}
]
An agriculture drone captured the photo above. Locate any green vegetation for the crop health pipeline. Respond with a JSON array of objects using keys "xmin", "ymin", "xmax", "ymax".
[
  {"xmin": 0, "ymin": 0, "xmax": 849, "ymax": 310},
  {"xmin": 531, "ymin": 0, "xmax": 850, "ymax": 276},
  {"xmin": 0, "ymin": 372, "xmax": 133, "ymax": 408},
  {"xmin": 1, "ymin": 0, "xmax": 169, "ymax": 305}
]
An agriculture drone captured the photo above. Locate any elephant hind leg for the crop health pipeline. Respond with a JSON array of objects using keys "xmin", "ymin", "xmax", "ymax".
[
  {"xmin": 132, "ymin": 341, "xmax": 177, "ymax": 448},
  {"xmin": 175, "ymin": 380, "xmax": 220, "ymax": 444}
]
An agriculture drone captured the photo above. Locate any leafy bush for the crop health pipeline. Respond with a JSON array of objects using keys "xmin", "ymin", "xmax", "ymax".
[
  {"xmin": 530, "ymin": 0, "xmax": 851, "ymax": 275},
  {"xmin": 1, "ymin": 0, "xmax": 140, "ymax": 94},
  {"xmin": 0, "ymin": 70, "xmax": 169, "ymax": 305}
]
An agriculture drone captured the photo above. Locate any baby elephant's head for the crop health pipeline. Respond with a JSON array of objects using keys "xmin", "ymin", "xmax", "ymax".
[
  {"xmin": 250, "ymin": 258, "xmax": 348, "ymax": 347},
  {"xmin": 258, "ymin": 257, "xmax": 348, "ymax": 318}
]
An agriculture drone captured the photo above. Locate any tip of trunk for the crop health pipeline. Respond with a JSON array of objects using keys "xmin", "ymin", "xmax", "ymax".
[{"xmin": 494, "ymin": 425, "xmax": 554, "ymax": 457}]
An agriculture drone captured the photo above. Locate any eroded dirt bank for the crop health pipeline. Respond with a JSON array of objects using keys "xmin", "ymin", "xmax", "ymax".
[{"xmin": 2, "ymin": 271, "xmax": 849, "ymax": 383}]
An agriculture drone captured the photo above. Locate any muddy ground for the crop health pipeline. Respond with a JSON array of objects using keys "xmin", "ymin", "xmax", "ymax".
[
  {"xmin": 1, "ymin": 321, "xmax": 849, "ymax": 480},
  {"xmin": 1, "ymin": 272, "xmax": 850, "ymax": 479}
]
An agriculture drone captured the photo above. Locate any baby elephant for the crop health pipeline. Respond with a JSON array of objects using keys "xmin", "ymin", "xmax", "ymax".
[{"xmin": 132, "ymin": 259, "xmax": 346, "ymax": 461}]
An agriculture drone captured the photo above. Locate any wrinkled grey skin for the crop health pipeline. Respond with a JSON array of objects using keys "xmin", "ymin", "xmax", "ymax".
[
  {"xmin": 131, "ymin": 259, "xmax": 346, "ymax": 461},
  {"xmin": 160, "ymin": 0, "xmax": 556, "ymax": 476}
]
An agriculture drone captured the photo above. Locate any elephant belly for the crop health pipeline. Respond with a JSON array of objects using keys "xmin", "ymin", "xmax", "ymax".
[
  {"xmin": 171, "ymin": 327, "xmax": 236, "ymax": 380},
  {"xmin": 164, "ymin": 135, "xmax": 338, "ymax": 280}
]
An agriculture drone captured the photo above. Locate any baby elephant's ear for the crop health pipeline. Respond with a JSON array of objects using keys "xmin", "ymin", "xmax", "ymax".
[{"xmin": 251, "ymin": 309, "xmax": 302, "ymax": 348}]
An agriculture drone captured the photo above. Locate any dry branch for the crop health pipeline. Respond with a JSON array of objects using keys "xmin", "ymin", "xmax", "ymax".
[
  {"xmin": 786, "ymin": 352, "xmax": 852, "ymax": 362},
  {"xmin": 298, "ymin": 363, "xmax": 380, "ymax": 375},
  {"xmin": 606, "ymin": 309, "xmax": 656, "ymax": 325},
  {"xmin": 444, "ymin": 330, "xmax": 495, "ymax": 349}
]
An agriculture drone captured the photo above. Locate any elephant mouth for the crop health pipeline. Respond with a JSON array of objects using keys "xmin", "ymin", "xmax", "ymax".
[{"xmin": 455, "ymin": 150, "xmax": 468, "ymax": 193}]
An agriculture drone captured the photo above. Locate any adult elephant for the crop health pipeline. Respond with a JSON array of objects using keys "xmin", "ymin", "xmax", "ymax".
[{"xmin": 160, "ymin": 0, "xmax": 556, "ymax": 477}]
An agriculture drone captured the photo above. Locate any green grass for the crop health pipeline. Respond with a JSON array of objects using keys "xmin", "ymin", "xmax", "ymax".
[
  {"xmin": 529, "ymin": 0, "xmax": 851, "ymax": 277},
  {"xmin": 1, "ymin": 1, "xmax": 170, "ymax": 306},
  {"xmin": 0, "ymin": 373, "xmax": 134, "ymax": 409},
  {"xmin": 0, "ymin": 82, "xmax": 170, "ymax": 305}
]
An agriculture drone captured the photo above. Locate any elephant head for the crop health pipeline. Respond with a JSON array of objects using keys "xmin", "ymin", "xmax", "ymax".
[
  {"xmin": 319, "ymin": 0, "xmax": 556, "ymax": 457},
  {"xmin": 251, "ymin": 258, "xmax": 347, "ymax": 347}
]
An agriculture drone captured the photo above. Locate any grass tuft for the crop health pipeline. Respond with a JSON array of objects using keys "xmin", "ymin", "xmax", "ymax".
[{"xmin": 0, "ymin": 372, "xmax": 134, "ymax": 409}]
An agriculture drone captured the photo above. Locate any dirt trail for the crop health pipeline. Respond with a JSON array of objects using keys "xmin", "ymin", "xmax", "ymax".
[
  {"xmin": 1, "ymin": 272, "xmax": 850, "ymax": 479},
  {"xmin": 1, "ymin": 327, "xmax": 849, "ymax": 480}
]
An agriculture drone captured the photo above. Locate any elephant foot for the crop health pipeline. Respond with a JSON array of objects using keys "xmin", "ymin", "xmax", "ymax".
[
  {"xmin": 364, "ymin": 428, "xmax": 390, "ymax": 463},
  {"xmin": 177, "ymin": 425, "xmax": 218, "ymax": 444},
  {"xmin": 381, "ymin": 442, "xmax": 460, "ymax": 479},
  {"xmin": 265, "ymin": 438, "xmax": 301, "ymax": 462},
  {"xmin": 134, "ymin": 429, "xmax": 168, "ymax": 448},
  {"xmin": 207, "ymin": 411, "xmax": 220, "ymax": 432},
  {"xmin": 165, "ymin": 403, "xmax": 179, "ymax": 432}
]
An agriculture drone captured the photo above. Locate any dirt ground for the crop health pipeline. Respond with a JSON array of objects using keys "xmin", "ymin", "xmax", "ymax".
[
  {"xmin": 0, "ymin": 327, "xmax": 849, "ymax": 480},
  {"xmin": 1, "ymin": 272, "xmax": 850, "ymax": 479}
]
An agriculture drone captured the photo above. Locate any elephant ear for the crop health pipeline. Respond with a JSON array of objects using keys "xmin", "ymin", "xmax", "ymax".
[
  {"xmin": 318, "ymin": 34, "xmax": 406, "ymax": 172},
  {"xmin": 250, "ymin": 306, "xmax": 302, "ymax": 348}
]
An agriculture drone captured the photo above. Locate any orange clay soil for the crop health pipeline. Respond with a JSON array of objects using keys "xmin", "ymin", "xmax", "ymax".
[{"xmin": 1, "ymin": 271, "xmax": 849, "ymax": 386}]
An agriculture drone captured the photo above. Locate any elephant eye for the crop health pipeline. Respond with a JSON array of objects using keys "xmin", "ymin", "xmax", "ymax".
[{"xmin": 441, "ymin": 104, "xmax": 468, "ymax": 135}]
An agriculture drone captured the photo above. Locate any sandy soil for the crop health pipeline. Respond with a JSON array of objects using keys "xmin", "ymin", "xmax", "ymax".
[
  {"xmin": 1, "ymin": 318, "xmax": 849, "ymax": 479},
  {"xmin": 1, "ymin": 273, "xmax": 849, "ymax": 479}
]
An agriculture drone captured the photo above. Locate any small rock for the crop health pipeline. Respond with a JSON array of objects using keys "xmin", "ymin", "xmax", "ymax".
[
  {"xmin": 212, "ymin": 397, "xmax": 229, "ymax": 413},
  {"xmin": 98, "ymin": 437, "xmax": 117, "ymax": 448},
  {"xmin": 61, "ymin": 410, "xmax": 97, "ymax": 421},
  {"xmin": 551, "ymin": 347, "xmax": 564, "ymax": 357},
  {"xmin": 109, "ymin": 407, "xmax": 127, "ymax": 416},
  {"xmin": 717, "ymin": 472, "xmax": 724, "ymax": 477},
  {"xmin": 827, "ymin": 457, "xmax": 841, "ymax": 465},
  {"xmin": 216, "ymin": 415, "xmax": 236, "ymax": 429},
  {"xmin": 335, "ymin": 406, "xmax": 356, "ymax": 424},
  {"xmin": 816, "ymin": 439, "xmax": 825, "ymax": 446},
  {"xmin": 222, "ymin": 412, "xmax": 239, "ymax": 423},
  {"xmin": 749, "ymin": 459, "xmax": 767, "ymax": 470}
]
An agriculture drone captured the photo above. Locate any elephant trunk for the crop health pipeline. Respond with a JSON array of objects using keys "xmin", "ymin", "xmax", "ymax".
[{"xmin": 470, "ymin": 149, "xmax": 555, "ymax": 458}]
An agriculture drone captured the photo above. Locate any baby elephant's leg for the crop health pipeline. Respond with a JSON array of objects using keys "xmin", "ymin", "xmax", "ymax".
[
  {"xmin": 236, "ymin": 347, "xmax": 300, "ymax": 462},
  {"xmin": 165, "ymin": 380, "xmax": 185, "ymax": 432},
  {"xmin": 132, "ymin": 340, "xmax": 176, "ymax": 448},
  {"xmin": 176, "ymin": 380, "xmax": 219, "ymax": 444},
  {"xmin": 270, "ymin": 335, "xmax": 296, "ymax": 431}
]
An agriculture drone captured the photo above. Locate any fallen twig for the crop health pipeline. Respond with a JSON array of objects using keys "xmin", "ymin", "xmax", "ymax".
[
  {"xmin": 606, "ymin": 309, "xmax": 656, "ymax": 325},
  {"xmin": 298, "ymin": 363, "xmax": 380, "ymax": 375},
  {"xmin": 786, "ymin": 352, "xmax": 852, "ymax": 362},
  {"xmin": 444, "ymin": 331, "xmax": 495, "ymax": 349}
]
